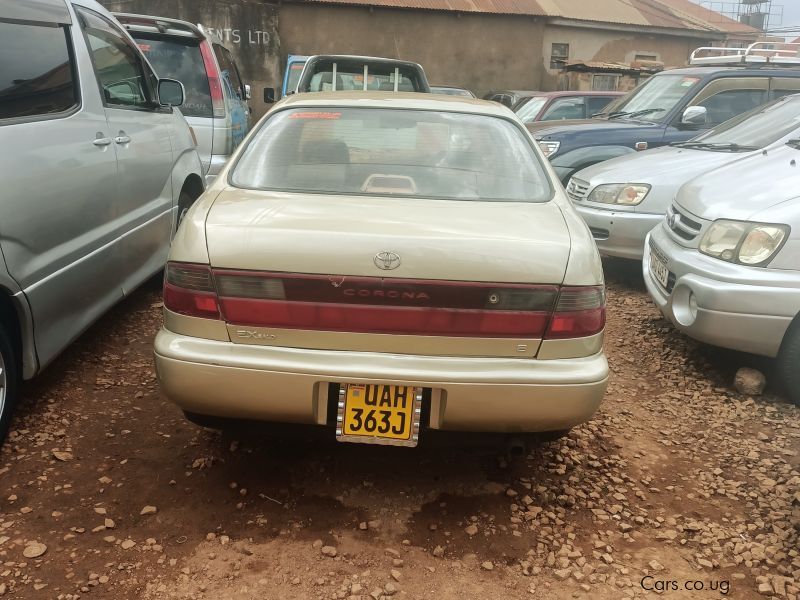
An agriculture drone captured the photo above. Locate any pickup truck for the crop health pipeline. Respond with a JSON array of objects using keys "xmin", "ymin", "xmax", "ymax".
[
  {"xmin": 528, "ymin": 55, "xmax": 800, "ymax": 184},
  {"xmin": 295, "ymin": 55, "xmax": 430, "ymax": 94}
]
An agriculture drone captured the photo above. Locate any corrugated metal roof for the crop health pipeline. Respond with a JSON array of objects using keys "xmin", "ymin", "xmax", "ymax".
[
  {"xmin": 654, "ymin": 0, "xmax": 760, "ymax": 33},
  {"xmin": 295, "ymin": 0, "xmax": 758, "ymax": 33},
  {"xmin": 297, "ymin": 0, "xmax": 548, "ymax": 15},
  {"xmin": 542, "ymin": 0, "xmax": 708, "ymax": 30}
]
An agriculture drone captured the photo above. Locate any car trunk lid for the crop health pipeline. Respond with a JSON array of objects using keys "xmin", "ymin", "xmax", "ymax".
[{"xmin": 205, "ymin": 190, "xmax": 571, "ymax": 283}]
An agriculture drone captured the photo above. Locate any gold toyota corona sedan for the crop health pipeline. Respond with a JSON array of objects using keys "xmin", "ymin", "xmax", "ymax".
[{"xmin": 154, "ymin": 92, "xmax": 608, "ymax": 447}]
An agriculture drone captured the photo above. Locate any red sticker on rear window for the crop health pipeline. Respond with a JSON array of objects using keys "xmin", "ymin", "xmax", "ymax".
[
  {"xmin": 289, "ymin": 111, "xmax": 342, "ymax": 120},
  {"xmin": 137, "ymin": 43, "xmax": 151, "ymax": 52},
  {"xmin": 681, "ymin": 77, "xmax": 700, "ymax": 87}
]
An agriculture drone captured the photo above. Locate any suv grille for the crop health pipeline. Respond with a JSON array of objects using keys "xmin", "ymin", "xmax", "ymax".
[
  {"xmin": 666, "ymin": 203, "xmax": 703, "ymax": 241},
  {"xmin": 566, "ymin": 178, "xmax": 590, "ymax": 202}
]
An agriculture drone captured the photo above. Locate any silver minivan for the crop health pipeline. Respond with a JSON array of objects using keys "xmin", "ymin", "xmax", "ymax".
[
  {"xmin": 115, "ymin": 14, "xmax": 251, "ymax": 183},
  {"xmin": 0, "ymin": 0, "xmax": 204, "ymax": 440},
  {"xmin": 644, "ymin": 141, "xmax": 800, "ymax": 405}
]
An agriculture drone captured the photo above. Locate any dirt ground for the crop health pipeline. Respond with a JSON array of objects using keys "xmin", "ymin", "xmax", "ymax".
[{"xmin": 0, "ymin": 260, "xmax": 797, "ymax": 600}]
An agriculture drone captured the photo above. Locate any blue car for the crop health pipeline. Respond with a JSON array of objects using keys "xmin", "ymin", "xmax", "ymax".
[
  {"xmin": 282, "ymin": 54, "xmax": 309, "ymax": 97},
  {"xmin": 528, "ymin": 45, "xmax": 800, "ymax": 184}
]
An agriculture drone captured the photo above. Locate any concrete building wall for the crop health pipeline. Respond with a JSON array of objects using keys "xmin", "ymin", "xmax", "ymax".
[
  {"xmin": 98, "ymin": 0, "xmax": 731, "ymax": 116},
  {"xmin": 278, "ymin": 4, "xmax": 547, "ymax": 99},
  {"xmin": 540, "ymin": 24, "xmax": 713, "ymax": 88},
  {"xmin": 99, "ymin": 0, "xmax": 281, "ymax": 117}
]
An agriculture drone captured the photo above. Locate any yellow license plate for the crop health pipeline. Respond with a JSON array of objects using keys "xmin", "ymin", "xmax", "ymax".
[{"xmin": 336, "ymin": 384, "xmax": 422, "ymax": 447}]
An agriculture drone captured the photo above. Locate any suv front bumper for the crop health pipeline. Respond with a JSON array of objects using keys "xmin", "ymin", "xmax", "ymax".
[
  {"xmin": 644, "ymin": 227, "xmax": 800, "ymax": 357},
  {"xmin": 154, "ymin": 330, "xmax": 608, "ymax": 433}
]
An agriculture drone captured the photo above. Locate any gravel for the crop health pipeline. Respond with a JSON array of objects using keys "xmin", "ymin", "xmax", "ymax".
[{"xmin": 0, "ymin": 266, "xmax": 796, "ymax": 599}]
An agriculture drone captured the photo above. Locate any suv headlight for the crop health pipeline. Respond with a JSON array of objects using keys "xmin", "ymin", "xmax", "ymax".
[
  {"xmin": 538, "ymin": 140, "xmax": 560, "ymax": 158},
  {"xmin": 587, "ymin": 183, "xmax": 650, "ymax": 206},
  {"xmin": 699, "ymin": 220, "xmax": 789, "ymax": 266}
]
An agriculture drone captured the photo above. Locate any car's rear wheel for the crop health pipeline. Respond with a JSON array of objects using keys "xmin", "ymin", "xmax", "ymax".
[
  {"xmin": 0, "ymin": 326, "xmax": 19, "ymax": 444},
  {"xmin": 777, "ymin": 318, "xmax": 800, "ymax": 406},
  {"xmin": 535, "ymin": 428, "xmax": 572, "ymax": 443}
]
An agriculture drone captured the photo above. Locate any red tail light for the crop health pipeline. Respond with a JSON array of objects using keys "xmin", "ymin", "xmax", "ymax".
[
  {"xmin": 164, "ymin": 263, "xmax": 220, "ymax": 320},
  {"xmin": 545, "ymin": 287, "xmax": 606, "ymax": 339},
  {"xmin": 199, "ymin": 41, "xmax": 225, "ymax": 118},
  {"xmin": 163, "ymin": 263, "xmax": 605, "ymax": 340}
]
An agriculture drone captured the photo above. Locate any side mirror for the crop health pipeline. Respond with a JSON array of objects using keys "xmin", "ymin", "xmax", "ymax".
[
  {"xmin": 681, "ymin": 105, "xmax": 707, "ymax": 126},
  {"xmin": 264, "ymin": 87, "xmax": 276, "ymax": 104},
  {"xmin": 158, "ymin": 79, "xmax": 185, "ymax": 107},
  {"xmin": 245, "ymin": 84, "xmax": 252, "ymax": 101}
]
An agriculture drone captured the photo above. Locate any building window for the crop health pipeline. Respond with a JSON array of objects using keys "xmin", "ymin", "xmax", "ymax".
[
  {"xmin": 634, "ymin": 53, "xmax": 658, "ymax": 62},
  {"xmin": 550, "ymin": 43, "xmax": 569, "ymax": 69},
  {"xmin": 592, "ymin": 74, "xmax": 620, "ymax": 91}
]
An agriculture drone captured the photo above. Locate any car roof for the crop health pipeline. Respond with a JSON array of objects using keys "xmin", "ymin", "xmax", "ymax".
[
  {"xmin": 540, "ymin": 90, "xmax": 625, "ymax": 97},
  {"xmin": 656, "ymin": 65, "xmax": 800, "ymax": 77},
  {"xmin": 9, "ymin": 0, "xmax": 71, "ymax": 23},
  {"xmin": 113, "ymin": 12, "xmax": 208, "ymax": 41},
  {"xmin": 488, "ymin": 90, "xmax": 542, "ymax": 96},
  {"xmin": 276, "ymin": 91, "xmax": 513, "ymax": 117}
]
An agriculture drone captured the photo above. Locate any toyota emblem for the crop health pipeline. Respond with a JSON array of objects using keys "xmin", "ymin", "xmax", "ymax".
[
  {"xmin": 373, "ymin": 251, "xmax": 401, "ymax": 270},
  {"xmin": 668, "ymin": 213, "xmax": 680, "ymax": 229}
]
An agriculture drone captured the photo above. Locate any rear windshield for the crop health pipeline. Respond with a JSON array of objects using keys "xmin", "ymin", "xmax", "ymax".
[
  {"xmin": 302, "ymin": 62, "xmax": 420, "ymax": 93},
  {"xmin": 692, "ymin": 95, "xmax": 800, "ymax": 148},
  {"xmin": 231, "ymin": 107, "xmax": 552, "ymax": 202},
  {"xmin": 132, "ymin": 34, "xmax": 211, "ymax": 117}
]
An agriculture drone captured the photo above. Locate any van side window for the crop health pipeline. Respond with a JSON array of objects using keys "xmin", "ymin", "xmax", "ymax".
[
  {"xmin": 76, "ymin": 8, "xmax": 152, "ymax": 109},
  {"xmin": 0, "ymin": 21, "xmax": 78, "ymax": 121}
]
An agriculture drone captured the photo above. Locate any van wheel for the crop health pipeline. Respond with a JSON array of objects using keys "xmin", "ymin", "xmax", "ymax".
[
  {"xmin": 0, "ymin": 326, "xmax": 19, "ymax": 444},
  {"xmin": 176, "ymin": 191, "xmax": 194, "ymax": 230},
  {"xmin": 777, "ymin": 319, "xmax": 800, "ymax": 406}
]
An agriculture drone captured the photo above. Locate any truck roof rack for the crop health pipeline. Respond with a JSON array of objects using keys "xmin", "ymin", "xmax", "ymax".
[{"xmin": 689, "ymin": 42, "xmax": 800, "ymax": 67}]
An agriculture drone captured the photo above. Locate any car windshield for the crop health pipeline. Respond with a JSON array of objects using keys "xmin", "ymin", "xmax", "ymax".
[
  {"xmin": 515, "ymin": 97, "xmax": 548, "ymax": 123},
  {"xmin": 682, "ymin": 96, "xmax": 800, "ymax": 149},
  {"xmin": 132, "ymin": 34, "xmax": 211, "ymax": 117},
  {"xmin": 231, "ymin": 107, "xmax": 552, "ymax": 202},
  {"xmin": 600, "ymin": 74, "xmax": 702, "ymax": 121}
]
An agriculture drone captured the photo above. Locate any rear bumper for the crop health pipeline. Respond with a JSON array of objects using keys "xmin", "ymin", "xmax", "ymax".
[
  {"xmin": 154, "ymin": 330, "xmax": 608, "ymax": 433},
  {"xmin": 575, "ymin": 204, "xmax": 662, "ymax": 260}
]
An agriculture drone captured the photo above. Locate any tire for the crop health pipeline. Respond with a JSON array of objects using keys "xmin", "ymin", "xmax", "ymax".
[
  {"xmin": 535, "ymin": 429, "xmax": 572, "ymax": 443},
  {"xmin": 176, "ymin": 191, "xmax": 194, "ymax": 231},
  {"xmin": 777, "ymin": 318, "xmax": 800, "ymax": 406},
  {"xmin": 0, "ymin": 326, "xmax": 19, "ymax": 444},
  {"xmin": 183, "ymin": 411, "xmax": 230, "ymax": 430}
]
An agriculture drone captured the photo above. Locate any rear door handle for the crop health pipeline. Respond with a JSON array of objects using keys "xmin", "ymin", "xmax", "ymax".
[{"xmin": 93, "ymin": 137, "xmax": 112, "ymax": 147}]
